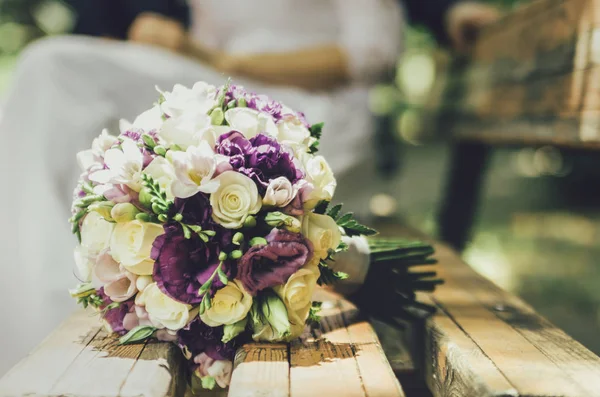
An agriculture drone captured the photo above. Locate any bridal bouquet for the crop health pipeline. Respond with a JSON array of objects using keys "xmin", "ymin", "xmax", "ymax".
[{"xmin": 68, "ymin": 80, "xmax": 380, "ymax": 389}]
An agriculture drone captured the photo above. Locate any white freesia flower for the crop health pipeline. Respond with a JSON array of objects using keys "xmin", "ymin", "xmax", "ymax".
[
  {"xmin": 110, "ymin": 220, "xmax": 164, "ymax": 275},
  {"xmin": 301, "ymin": 212, "xmax": 342, "ymax": 260},
  {"xmin": 161, "ymin": 82, "xmax": 217, "ymax": 118},
  {"xmin": 159, "ymin": 82, "xmax": 218, "ymax": 149},
  {"xmin": 76, "ymin": 129, "xmax": 118, "ymax": 171},
  {"xmin": 136, "ymin": 283, "xmax": 191, "ymax": 331},
  {"xmin": 171, "ymin": 141, "xmax": 222, "ymax": 198},
  {"xmin": 262, "ymin": 177, "xmax": 296, "ymax": 208},
  {"xmin": 121, "ymin": 105, "xmax": 164, "ymax": 133},
  {"xmin": 210, "ymin": 171, "xmax": 262, "ymax": 229},
  {"xmin": 75, "ymin": 212, "xmax": 115, "ymax": 281},
  {"xmin": 89, "ymin": 138, "xmax": 144, "ymax": 191},
  {"xmin": 144, "ymin": 156, "xmax": 177, "ymax": 199},
  {"xmin": 301, "ymin": 154, "xmax": 337, "ymax": 209},
  {"xmin": 200, "ymin": 280, "xmax": 252, "ymax": 326},
  {"xmin": 273, "ymin": 265, "xmax": 319, "ymax": 340},
  {"xmin": 225, "ymin": 108, "xmax": 278, "ymax": 139}
]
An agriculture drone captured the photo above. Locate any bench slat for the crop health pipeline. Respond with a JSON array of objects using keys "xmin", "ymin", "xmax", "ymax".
[
  {"xmin": 228, "ymin": 344, "xmax": 290, "ymax": 397},
  {"xmin": 404, "ymin": 235, "xmax": 600, "ymax": 397},
  {"xmin": 0, "ymin": 310, "xmax": 102, "ymax": 397}
]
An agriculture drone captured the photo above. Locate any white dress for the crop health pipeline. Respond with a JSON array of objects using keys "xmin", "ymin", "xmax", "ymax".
[{"xmin": 0, "ymin": 0, "xmax": 402, "ymax": 375}]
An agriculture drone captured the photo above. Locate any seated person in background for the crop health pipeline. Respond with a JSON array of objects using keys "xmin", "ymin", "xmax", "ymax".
[{"xmin": 0, "ymin": 0, "xmax": 498, "ymax": 376}]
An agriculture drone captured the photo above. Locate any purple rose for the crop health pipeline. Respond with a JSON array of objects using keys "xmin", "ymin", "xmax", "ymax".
[
  {"xmin": 152, "ymin": 223, "xmax": 231, "ymax": 304},
  {"xmin": 238, "ymin": 229, "xmax": 313, "ymax": 295},
  {"xmin": 178, "ymin": 318, "xmax": 239, "ymax": 361},
  {"xmin": 97, "ymin": 288, "xmax": 134, "ymax": 335},
  {"xmin": 216, "ymin": 131, "xmax": 302, "ymax": 194}
]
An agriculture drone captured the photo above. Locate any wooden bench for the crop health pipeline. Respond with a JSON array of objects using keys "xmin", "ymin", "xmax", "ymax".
[
  {"xmin": 432, "ymin": 0, "xmax": 600, "ymax": 250},
  {"xmin": 2, "ymin": 224, "xmax": 600, "ymax": 396}
]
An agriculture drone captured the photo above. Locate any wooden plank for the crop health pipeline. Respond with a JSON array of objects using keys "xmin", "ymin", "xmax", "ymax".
[
  {"xmin": 0, "ymin": 309, "xmax": 102, "ymax": 397},
  {"xmin": 120, "ymin": 341, "xmax": 186, "ymax": 397},
  {"xmin": 387, "ymin": 222, "xmax": 600, "ymax": 397},
  {"xmin": 289, "ymin": 289, "xmax": 404, "ymax": 397},
  {"xmin": 434, "ymin": 243, "xmax": 600, "ymax": 396},
  {"xmin": 49, "ymin": 329, "xmax": 146, "ymax": 396},
  {"xmin": 228, "ymin": 343, "xmax": 290, "ymax": 397}
]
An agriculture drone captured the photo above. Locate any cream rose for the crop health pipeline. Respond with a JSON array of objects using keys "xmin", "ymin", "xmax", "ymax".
[
  {"xmin": 76, "ymin": 212, "xmax": 115, "ymax": 281},
  {"xmin": 136, "ymin": 283, "xmax": 191, "ymax": 331},
  {"xmin": 110, "ymin": 220, "xmax": 164, "ymax": 275},
  {"xmin": 301, "ymin": 213, "xmax": 342, "ymax": 260},
  {"xmin": 262, "ymin": 177, "xmax": 296, "ymax": 208},
  {"xmin": 200, "ymin": 280, "xmax": 252, "ymax": 327},
  {"xmin": 273, "ymin": 266, "xmax": 319, "ymax": 340},
  {"xmin": 277, "ymin": 114, "xmax": 311, "ymax": 148},
  {"xmin": 327, "ymin": 235, "xmax": 371, "ymax": 295},
  {"xmin": 302, "ymin": 155, "xmax": 337, "ymax": 209},
  {"xmin": 210, "ymin": 171, "xmax": 262, "ymax": 229}
]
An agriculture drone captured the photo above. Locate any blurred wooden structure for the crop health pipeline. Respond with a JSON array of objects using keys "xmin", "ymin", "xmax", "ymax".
[{"xmin": 433, "ymin": 0, "xmax": 600, "ymax": 249}]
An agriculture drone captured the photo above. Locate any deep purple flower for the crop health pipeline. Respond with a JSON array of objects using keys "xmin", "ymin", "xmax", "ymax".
[
  {"xmin": 238, "ymin": 229, "xmax": 313, "ymax": 295},
  {"xmin": 153, "ymin": 194, "xmax": 233, "ymax": 304},
  {"xmin": 216, "ymin": 131, "xmax": 302, "ymax": 194},
  {"xmin": 178, "ymin": 318, "xmax": 239, "ymax": 361},
  {"xmin": 97, "ymin": 288, "xmax": 134, "ymax": 335},
  {"xmin": 152, "ymin": 224, "xmax": 231, "ymax": 304}
]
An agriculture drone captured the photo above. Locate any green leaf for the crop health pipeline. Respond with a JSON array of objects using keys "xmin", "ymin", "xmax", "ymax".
[
  {"xmin": 119, "ymin": 325, "xmax": 156, "ymax": 345},
  {"xmin": 308, "ymin": 140, "xmax": 320, "ymax": 154},
  {"xmin": 327, "ymin": 204, "xmax": 343, "ymax": 220},
  {"xmin": 336, "ymin": 212, "xmax": 353, "ymax": 226},
  {"xmin": 317, "ymin": 262, "xmax": 349, "ymax": 286},
  {"xmin": 313, "ymin": 200, "xmax": 329, "ymax": 215},
  {"xmin": 309, "ymin": 122, "xmax": 324, "ymax": 139}
]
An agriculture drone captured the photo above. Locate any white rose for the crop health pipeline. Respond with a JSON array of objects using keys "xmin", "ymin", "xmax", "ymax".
[
  {"xmin": 262, "ymin": 177, "xmax": 296, "ymax": 208},
  {"xmin": 136, "ymin": 283, "xmax": 191, "ymax": 331},
  {"xmin": 200, "ymin": 280, "xmax": 252, "ymax": 327},
  {"xmin": 110, "ymin": 220, "xmax": 164, "ymax": 275},
  {"xmin": 76, "ymin": 212, "xmax": 115, "ymax": 281},
  {"xmin": 301, "ymin": 213, "xmax": 342, "ymax": 260},
  {"xmin": 210, "ymin": 171, "xmax": 262, "ymax": 229},
  {"xmin": 273, "ymin": 266, "xmax": 319, "ymax": 340},
  {"xmin": 277, "ymin": 115, "xmax": 311, "ymax": 147},
  {"xmin": 160, "ymin": 111, "xmax": 213, "ymax": 149},
  {"xmin": 144, "ymin": 157, "xmax": 177, "ymax": 199},
  {"xmin": 302, "ymin": 155, "xmax": 337, "ymax": 209},
  {"xmin": 224, "ymin": 108, "xmax": 278, "ymax": 139}
]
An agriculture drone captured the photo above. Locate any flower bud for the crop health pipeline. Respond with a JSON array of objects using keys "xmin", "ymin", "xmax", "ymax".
[
  {"xmin": 237, "ymin": 98, "xmax": 247, "ymax": 108},
  {"xmin": 232, "ymin": 232, "xmax": 244, "ymax": 245},
  {"xmin": 89, "ymin": 201, "xmax": 115, "ymax": 221},
  {"xmin": 222, "ymin": 317, "xmax": 248, "ymax": 343},
  {"xmin": 154, "ymin": 145, "xmax": 167, "ymax": 157},
  {"xmin": 139, "ymin": 188, "xmax": 153, "ymax": 208},
  {"xmin": 249, "ymin": 237, "xmax": 267, "ymax": 247},
  {"xmin": 243, "ymin": 215, "xmax": 257, "ymax": 228},
  {"xmin": 210, "ymin": 108, "xmax": 225, "ymax": 126},
  {"xmin": 249, "ymin": 291, "xmax": 291, "ymax": 342},
  {"xmin": 111, "ymin": 203, "xmax": 140, "ymax": 223},
  {"xmin": 264, "ymin": 212, "xmax": 301, "ymax": 233}
]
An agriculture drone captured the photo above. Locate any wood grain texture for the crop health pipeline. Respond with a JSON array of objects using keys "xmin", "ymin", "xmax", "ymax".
[
  {"xmin": 0, "ymin": 310, "xmax": 186, "ymax": 397},
  {"xmin": 0, "ymin": 309, "xmax": 101, "ymax": 397},
  {"xmin": 389, "ymin": 225, "xmax": 600, "ymax": 397},
  {"xmin": 228, "ymin": 344, "xmax": 289, "ymax": 397}
]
